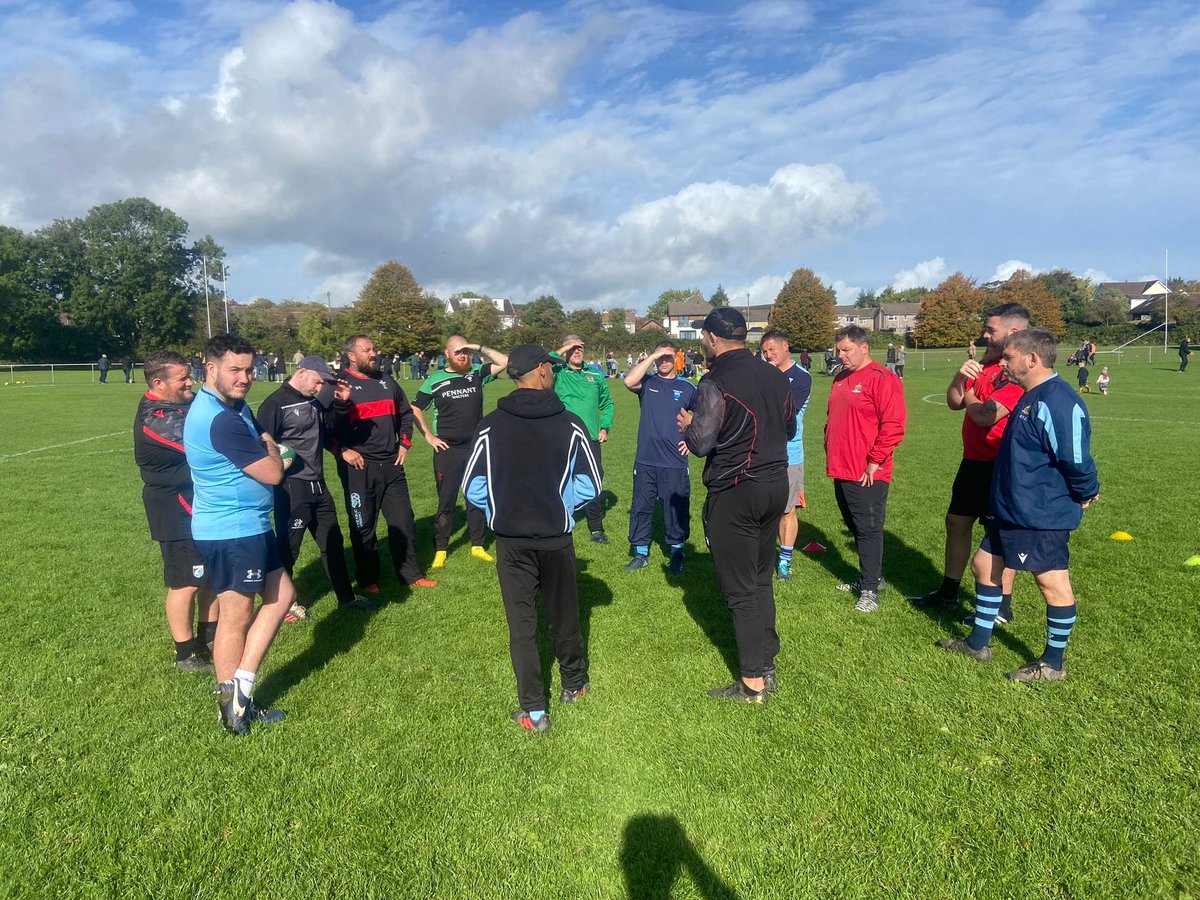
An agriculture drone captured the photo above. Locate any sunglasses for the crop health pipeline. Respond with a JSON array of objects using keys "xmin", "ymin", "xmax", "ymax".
[{"xmin": 450, "ymin": 349, "xmax": 471, "ymax": 356}]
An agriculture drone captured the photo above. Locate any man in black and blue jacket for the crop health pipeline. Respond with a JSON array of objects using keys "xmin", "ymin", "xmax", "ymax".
[
  {"xmin": 939, "ymin": 329, "xmax": 1100, "ymax": 683},
  {"xmin": 463, "ymin": 345, "xmax": 602, "ymax": 733}
]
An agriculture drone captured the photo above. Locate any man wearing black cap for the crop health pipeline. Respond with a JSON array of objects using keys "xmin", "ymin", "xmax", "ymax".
[
  {"xmin": 463, "ymin": 345, "xmax": 603, "ymax": 733},
  {"xmin": 677, "ymin": 307, "xmax": 795, "ymax": 704},
  {"xmin": 256, "ymin": 356, "xmax": 375, "ymax": 618}
]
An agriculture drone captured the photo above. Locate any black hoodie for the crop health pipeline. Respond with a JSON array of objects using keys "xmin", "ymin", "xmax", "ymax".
[{"xmin": 463, "ymin": 389, "xmax": 602, "ymax": 549}]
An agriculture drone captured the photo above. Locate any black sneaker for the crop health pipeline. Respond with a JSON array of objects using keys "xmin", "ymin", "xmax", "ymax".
[
  {"xmin": 1005, "ymin": 660, "xmax": 1067, "ymax": 683},
  {"xmin": 935, "ymin": 637, "xmax": 992, "ymax": 662},
  {"xmin": 512, "ymin": 710, "xmax": 551, "ymax": 732},
  {"xmin": 215, "ymin": 680, "xmax": 251, "ymax": 736},
  {"xmin": 176, "ymin": 653, "xmax": 213, "ymax": 674},
  {"xmin": 623, "ymin": 555, "xmax": 649, "ymax": 572},
  {"xmin": 248, "ymin": 699, "xmax": 286, "ymax": 725},
  {"xmin": 707, "ymin": 680, "xmax": 768, "ymax": 705},
  {"xmin": 559, "ymin": 683, "xmax": 590, "ymax": 704},
  {"xmin": 668, "ymin": 549, "xmax": 685, "ymax": 576},
  {"xmin": 339, "ymin": 594, "xmax": 380, "ymax": 611},
  {"xmin": 908, "ymin": 590, "xmax": 959, "ymax": 611},
  {"xmin": 590, "ymin": 531, "xmax": 610, "ymax": 545},
  {"xmin": 763, "ymin": 669, "xmax": 778, "ymax": 693}
]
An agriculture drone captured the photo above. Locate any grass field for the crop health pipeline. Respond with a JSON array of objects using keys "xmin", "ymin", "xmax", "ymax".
[{"xmin": 1, "ymin": 347, "xmax": 1197, "ymax": 899}]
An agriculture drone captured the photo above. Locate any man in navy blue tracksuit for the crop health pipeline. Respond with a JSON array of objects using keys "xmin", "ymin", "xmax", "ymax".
[
  {"xmin": 621, "ymin": 340, "xmax": 696, "ymax": 575},
  {"xmin": 938, "ymin": 329, "xmax": 1100, "ymax": 683}
]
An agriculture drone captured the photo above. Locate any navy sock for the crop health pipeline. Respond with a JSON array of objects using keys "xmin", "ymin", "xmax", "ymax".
[
  {"xmin": 967, "ymin": 585, "xmax": 1003, "ymax": 651},
  {"xmin": 779, "ymin": 545, "xmax": 793, "ymax": 564},
  {"xmin": 1041, "ymin": 603, "xmax": 1076, "ymax": 670}
]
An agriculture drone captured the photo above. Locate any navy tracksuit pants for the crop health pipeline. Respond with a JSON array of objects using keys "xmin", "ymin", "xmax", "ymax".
[{"xmin": 627, "ymin": 465, "xmax": 690, "ymax": 547}]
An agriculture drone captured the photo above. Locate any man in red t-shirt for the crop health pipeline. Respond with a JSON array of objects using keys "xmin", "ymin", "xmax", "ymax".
[
  {"xmin": 909, "ymin": 303, "xmax": 1029, "ymax": 619},
  {"xmin": 825, "ymin": 325, "xmax": 907, "ymax": 613}
]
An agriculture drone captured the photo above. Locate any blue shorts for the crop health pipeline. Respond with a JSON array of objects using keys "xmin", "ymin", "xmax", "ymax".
[
  {"xmin": 195, "ymin": 531, "xmax": 283, "ymax": 594},
  {"xmin": 980, "ymin": 519, "xmax": 1070, "ymax": 572}
]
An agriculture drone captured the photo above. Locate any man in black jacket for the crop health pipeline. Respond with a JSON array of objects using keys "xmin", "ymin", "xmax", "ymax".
[
  {"xmin": 331, "ymin": 334, "xmax": 436, "ymax": 595},
  {"xmin": 256, "ymin": 356, "xmax": 375, "ymax": 618},
  {"xmin": 678, "ymin": 308, "xmax": 795, "ymax": 704},
  {"xmin": 133, "ymin": 350, "xmax": 218, "ymax": 671},
  {"xmin": 463, "ymin": 345, "xmax": 602, "ymax": 733}
]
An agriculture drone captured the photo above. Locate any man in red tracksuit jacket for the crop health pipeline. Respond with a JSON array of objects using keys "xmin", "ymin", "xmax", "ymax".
[{"xmin": 824, "ymin": 325, "xmax": 907, "ymax": 613}]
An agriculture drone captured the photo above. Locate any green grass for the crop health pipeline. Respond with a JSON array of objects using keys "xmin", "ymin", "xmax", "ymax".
[{"xmin": 1, "ymin": 348, "xmax": 1197, "ymax": 899}]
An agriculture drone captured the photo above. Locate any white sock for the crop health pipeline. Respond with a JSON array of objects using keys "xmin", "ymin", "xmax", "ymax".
[{"xmin": 233, "ymin": 668, "xmax": 256, "ymax": 697}]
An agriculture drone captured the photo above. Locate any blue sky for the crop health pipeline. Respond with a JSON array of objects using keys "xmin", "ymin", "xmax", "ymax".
[{"xmin": 1, "ymin": 0, "xmax": 1198, "ymax": 311}]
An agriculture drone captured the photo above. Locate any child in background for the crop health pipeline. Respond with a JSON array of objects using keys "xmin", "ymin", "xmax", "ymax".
[
  {"xmin": 1077, "ymin": 360, "xmax": 1090, "ymax": 393},
  {"xmin": 1098, "ymin": 366, "xmax": 1110, "ymax": 395}
]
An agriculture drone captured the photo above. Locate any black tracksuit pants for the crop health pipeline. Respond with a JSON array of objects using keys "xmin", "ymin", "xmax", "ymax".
[
  {"xmin": 833, "ymin": 479, "xmax": 890, "ymax": 592},
  {"xmin": 274, "ymin": 478, "xmax": 356, "ymax": 605},
  {"xmin": 702, "ymin": 476, "xmax": 789, "ymax": 679},
  {"xmin": 495, "ymin": 538, "xmax": 588, "ymax": 712},
  {"xmin": 628, "ymin": 465, "xmax": 690, "ymax": 547},
  {"xmin": 433, "ymin": 444, "xmax": 485, "ymax": 551},
  {"xmin": 337, "ymin": 457, "xmax": 421, "ymax": 587},
  {"xmin": 584, "ymin": 440, "xmax": 605, "ymax": 533}
]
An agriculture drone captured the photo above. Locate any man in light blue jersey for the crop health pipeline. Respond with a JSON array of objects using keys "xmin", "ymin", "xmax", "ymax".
[
  {"xmin": 938, "ymin": 329, "xmax": 1100, "ymax": 683},
  {"xmin": 185, "ymin": 333, "xmax": 294, "ymax": 735},
  {"xmin": 761, "ymin": 331, "xmax": 812, "ymax": 581}
]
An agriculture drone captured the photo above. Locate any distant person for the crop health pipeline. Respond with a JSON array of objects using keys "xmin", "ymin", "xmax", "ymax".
[
  {"xmin": 678, "ymin": 308, "xmax": 794, "ymax": 703},
  {"xmin": 886, "ymin": 343, "xmax": 897, "ymax": 373},
  {"xmin": 122, "ymin": 357, "xmax": 134, "ymax": 384},
  {"xmin": 253, "ymin": 350, "xmax": 267, "ymax": 381},
  {"xmin": 967, "ymin": 341, "xmax": 977, "ymax": 361},
  {"xmin": 98, "ymin": 353, "xmax": 110, "ymax": 383},
  {"xmin": 760, "ymin": 330, "xmax": 811, "ymax": 581},
  {"xmin": 255, "ymin": 356, "xmax": 375, "ymax": 618},
  {"xmin": 1097, "ymin": 367, "xmax": 1110, "ymax": 395},
  {"xmin": 800, "ymin": 349, "xmax": 811, "ymax": 370},
  {"xmin": 896, "ymin": 346, "xmax": 906, "ymax": 378},
  {"xmin": 1076, "ymin": 361, "xmax": 1090, "ymax": 393},
  {"xmin": 411, "ymin": 336, "xmax": 509, "ymax": 569},
  {"xmin": 409, "ymin": 353, "xmax": 420, "ymax": 380},
  {"xmin": 1180, "ymin": 336, "xmax": 1192, "ymax": 373},
  {"xmin": 674, "ymin": 348, "xmax": 685, "ymax": 375},
  {"xmin": 826, "ymin": 325, "xmax": 906, "ymax": 613},
  {"xmin": 1088, "ymin": 340, "xmax": 1097, "ymax": 365},
  {"xmin": 463, "ymin": 345, "xmax": 602, "ymax": 733},
  {"xmin": 938, "ymin": 329, "xmax": 1099, "ymax": 683},
  {"xmin": 606, "ymin": 352, "xmax": 617, "ymax": 378},
  {"xmin": 621, "ymin": 341, "xmax": 696, "ymax": 575},
  {"xmin": 550, "ymin": 335, "xmax": 615, "ymax": 543},
  {"xmin": 184, "ymin": 333, "xmax": 292, "ymax": 735},
  {"xmin": 191, "ymin": 352, "xmax": 204, "ymax": 382},
  {"xmin": 134, "ymin": 350, "xmax": 218, "ymax": 671}
]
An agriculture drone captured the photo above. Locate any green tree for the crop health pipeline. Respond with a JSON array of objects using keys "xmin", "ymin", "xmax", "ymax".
[
  {"xmin": 0, "ymin": 226, "xmax": 61, "ymax": 360},
  {"xmin": 1038, "ymin": 269, "xmax": 1091, "ymax": 325},
  {"xmin": 994, "ymin": 269, "xmax": 1065, "ymax": 339},
  {"xmin": 768, "ymin": 268, "xmax": 836, "ymax": 350},
  {"xmin": 461, "ymin": 299, "xmax": 503, "ymax": 350},
  {"xmin": 1087, "ymin": 286, "xmax": 1127, "ymax": 325},
  {"xmin": 297, "ymin": 305, "xmax": 340, "ymax": 359},
  {"xmin": 879, "ymin": 285, "xmax": 929, "ymax": 305},
  {"xmin": 911, "ymin": 273, "xmax": 986, "ymax": 348},
  {"xmin": 519, "ymin": 295, "xmax": 567, "ymax": 347},
  {"xmin": 855, "ymin": 288, "xmax": 879, "ymax": 308},
  {"xmin": 709, "ymin": 284, "xmax": 730, "ymax": 307},
  {"xmin": 646, "ymin": 288, "xmax": 696, "ymax": 323},
  {"xmin": 565, "ymin": 308, "xmax": 605, "ymax": 349},
  {"xmin": 351, "ymin": 262, "xmax": 441, "ymax": 356}
]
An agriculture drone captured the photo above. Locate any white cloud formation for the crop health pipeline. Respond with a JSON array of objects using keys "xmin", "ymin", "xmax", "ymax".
[
  {"xmin": 990, "ymin": 259, "xmax": 1043, "ymax": 282},
  {"xmin": 1083, "ymin": 268, "xmax": 1113, "ymax": 285},
  {"xmin": 893, "ymin": 258, "xmax": 947, "ymax": 291}
]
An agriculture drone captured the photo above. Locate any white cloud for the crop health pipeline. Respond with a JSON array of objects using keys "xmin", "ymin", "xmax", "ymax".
[
  {"xmin": 893, "ymin": 257, "xmax": 947, "ymax": 291},
  {"xmin": 733, "ymin": 1, "xmax": 813, "ymax": 35},
  {"xmin": 1083, "ymin": 268, "xmax": 1113, "ymax": 284},
  {"xmin": 828, "ymin": 280, "xmax": 862, "ymax": 304},
  {"xmin": 990, "ymin": 259, "xmax": 1043, "ymax": 282},
  {"xmin": 728, "ymin": 274, "xmax": 788, "ymax": 307}
]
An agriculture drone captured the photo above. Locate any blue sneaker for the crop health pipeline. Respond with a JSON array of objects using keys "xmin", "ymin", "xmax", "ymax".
[
  {"xmin": 776, "ymin": 562, "xmax": 791, "ymax": 581},
  {"xmin": 215, "ymin": 680, "xmax": 251, "ymax": 736}
]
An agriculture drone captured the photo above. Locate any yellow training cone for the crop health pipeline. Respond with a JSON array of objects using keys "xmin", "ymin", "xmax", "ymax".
[
  {"xmin": 1185, "ymin": 555, "xmax": 1200, "ymax": 567},
  {"xmin": 1110, "ymin": 531, "xmax": 1133, "ymax": 541}
]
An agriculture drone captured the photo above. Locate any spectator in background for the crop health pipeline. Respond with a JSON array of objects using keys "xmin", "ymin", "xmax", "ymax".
[
  {"xmin": 886, "ymin": 343, "xmax": 897, "ymax": 373},
  {"xmin": 800, "ymin": 349, "xmax": 812, "ymax": 370},
  {"xmin": 1076, "ymin": 360, "xmax": 1090, "ymax": 393},
  {"xmin": 253, "ymin": 350, "xmax": 267, "ymax": 381},
  {"xmin": 967, "ymin": 341, "xmax": 977, "ymax": 360},
  {"xmin": 896, "ymin": 346, "xmax": 906, "ymax": 379},
  {"xmin": 1098, "ymin": 366, "xmax": 1110, "ymax": 395},
  {"xmin": 1180, "ymin": 336, "xmax": 1192, "ymax": 373},
  {"xmin": 98, "ymin": 353, "xmax": 110, "ymax": 383},
  {"xmin": 123, "ymin": 357, "xmax": 134, "ymax": 383},
  {"xmin": 191, "ymin": 352, "xmax": 204, "ymax": 382}
]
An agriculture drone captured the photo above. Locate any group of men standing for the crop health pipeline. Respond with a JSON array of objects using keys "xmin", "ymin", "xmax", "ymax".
[{"xmin": 133, "ymin": 298, "xmax": 1100, "ymax": 736}]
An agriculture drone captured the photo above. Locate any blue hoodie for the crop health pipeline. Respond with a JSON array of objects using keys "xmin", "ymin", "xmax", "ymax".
[{"xmin": 991, "ymin": 374, "xmax": 1099, "ymax": 530}]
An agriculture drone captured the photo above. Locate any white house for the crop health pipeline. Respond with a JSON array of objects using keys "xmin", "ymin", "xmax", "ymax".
[
  {"xmin": 1092, "ymin": 280, "xmax": 1169, "ymax": 311},
  {"xmin": 445, "ymin": 296, "xmax": 521, "ymax": 329}
]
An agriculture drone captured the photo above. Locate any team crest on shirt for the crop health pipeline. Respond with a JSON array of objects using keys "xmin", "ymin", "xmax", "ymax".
[
  {"xmin": 587, "ymin": 375, "xmax": 595, "ymax": 382},
  {"xmin": 465, "ymin": 373, "xmax": 474, "ymax": 383},
  {"xmin": 1021, "ymin": 405, "xmax": 1032, "ymax": 416},
  {"xmin": 379, "ymin": 380, "xmax": 388, "ymax": 388},
  {"xmin": 673, "ymin": 390, "xmax": 682, "ymax": 400},
  {"xmin": 192, "ymin": 565, "xmax": 205, "ymax": 578},
  {"xmin": 852, "ymin": 383, "xmax": 863, "ymax": 394}
]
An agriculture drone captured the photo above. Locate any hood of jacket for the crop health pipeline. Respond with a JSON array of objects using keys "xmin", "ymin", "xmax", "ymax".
[{"xmin": 497, "ymin": 387, "xmax": 566, "ymax": 419}]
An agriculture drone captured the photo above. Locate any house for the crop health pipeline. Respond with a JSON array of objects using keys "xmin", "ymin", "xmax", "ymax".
[
  {"xmin": 663, "ymin": 292, "xmax": 715, "ymax": 340},
  {"xmin": 635, "ymin": 317, "xmax": 665, "ymax": 333},
  {"xmin": 874, "ymin": 303, "xmax": 920, "ymax": 335},
  {"xmin": 834, "ymin": 306, "xmax": 876, "ymax": 330},
  {"xmin": 444, "ymin": 296, "xmax": 521, "ymax": 329},
  {"xmin": 1092, "ymin": 280, "xmax": 1169, "ymax": 311},
  {"xmin": 601, "ymin": 309, "xmax": 637, "ymax": 334}
]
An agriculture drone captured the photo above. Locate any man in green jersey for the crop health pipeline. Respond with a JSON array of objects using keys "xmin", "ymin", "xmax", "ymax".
[{"xmin": 412, "ymin": 334, "xmax": 510, "ymax": 568}]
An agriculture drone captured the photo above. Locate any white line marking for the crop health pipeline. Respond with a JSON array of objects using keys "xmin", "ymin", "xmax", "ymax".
[{"xmin": 0, "ymin": 431, "xmax": 127, "ymax": 461}]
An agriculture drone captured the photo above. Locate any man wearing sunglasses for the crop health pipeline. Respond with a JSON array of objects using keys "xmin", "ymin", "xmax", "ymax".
[{"xmin": 412, "ymin": 335, "xmax": 509, "ymax": 569}]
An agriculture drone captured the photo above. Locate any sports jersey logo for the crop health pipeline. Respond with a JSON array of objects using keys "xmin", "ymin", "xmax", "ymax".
[
  {"xmin": 291, "ymin": 518, "xmax": 305, "ymax": 529},
  {"xmin": 673, "ymin": 390, "xmax": 682, "ymax": 400},
  {"xmin": 1021, "ymin": 405, "xmax": 1032, "ymax": 416},
  {"xmin": 245, "ymin": 568, "xmax": 263, "ymax": 582},
  {"xmin": 192, "ymin": 565, "xmax": 205, "ymax": 578},
  {"xmin": 587, "ymin": 375, "xmax": 595, "ymax": 382},
  {"xmin": 1018, "ymin": 552, "xmax": 1028, "ymax": 563},
  {"xmin": 852, "ymin": 383, "xmax": 863, "ymax": 394},
  {"xmin": 379, "ymin": 380, "xmax": 388, "ymax": 388},
  {"xmin": 350, "ymin": 492, "xmax": 362, "ymax": 509},
  {"xmin": 465, "ymin": 373, "xmax": 474, "ymax": 383}
]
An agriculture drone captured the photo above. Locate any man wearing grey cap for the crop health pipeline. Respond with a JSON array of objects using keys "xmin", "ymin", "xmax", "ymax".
[
  {"xmin": 463, "ymin": 344, "xmax": 602, "ymax": 733},
  {"xmin": 256, "ymin": 355, "xmax": 374, "ymax": 618},
  {"xmin": 677, "ymin": 307, "xmax": 795, "ymax": 704}
]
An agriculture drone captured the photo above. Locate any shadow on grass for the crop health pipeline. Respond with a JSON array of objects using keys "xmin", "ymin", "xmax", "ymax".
[
  {"xmin": 535, "ymin": 556, "xmax": 613, "ymax": 695},
  {"xmin": 620, "ymin": 814, "xmax": 738, "ymax": 899},
  {"xmin": 256, "ymin": 559, "xmax": 371, "ymax": 705},
  {"xmin": 675, "ymin": 544, "xmax": 740, "ymax": 679}
]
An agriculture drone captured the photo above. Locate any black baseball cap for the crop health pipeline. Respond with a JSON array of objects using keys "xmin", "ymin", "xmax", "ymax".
[
  {"xmin": 297, "ymin": 355, "xmax": 338, "ymax": 382},
  {"xmin": 507, "ymin": 344, "xmax": 553, "ymax": 378},
  {"xmin": 691, "ymin": 306, "xmax": 748, "ymax": 340}
]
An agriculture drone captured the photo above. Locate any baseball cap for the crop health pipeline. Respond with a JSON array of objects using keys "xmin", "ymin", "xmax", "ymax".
[
  {"xmin": 507, "ymin": 344, "xmax": 553, "ymax": 378},
  {"xmin": 297, "ymin": 355, "xmax": 338, "ymax": 382},
  {"xmin": 691, "ymin": 306, "xmax": 748, "ymax": 340}
]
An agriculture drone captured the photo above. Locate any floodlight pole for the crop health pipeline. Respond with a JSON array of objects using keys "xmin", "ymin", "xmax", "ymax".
[
  {"xmin": 221, "ymin": 263, "xmax": 230, "ymax": 332},
  {"xmin": 201, "ymin": 256, "xmax": 212, "ymax": 338},
  {"xmin": 1164, "ymin": 249, "xmax": 1169, "ymax": 352}
]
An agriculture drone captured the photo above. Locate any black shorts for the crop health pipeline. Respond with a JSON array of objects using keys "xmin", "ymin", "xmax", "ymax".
[
  {"xmin": 160, "ymin": 539, "xmax": 206, "ymax": 589},
  {"xmin": 980, "ymin": 519, "xmax": 1071, "ymax": 572},
  {"xmin": 947, "ymin": 458, "xmax": 995, "ymax": 519},
  {"xmin": 195, "ymin": 532, "xmax": 283, "ymax": 594}
]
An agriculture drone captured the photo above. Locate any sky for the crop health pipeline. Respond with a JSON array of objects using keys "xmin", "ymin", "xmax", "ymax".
[{"xmin": 1, "ymin": 0, "xmax": 1198, "ymax": 311}]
